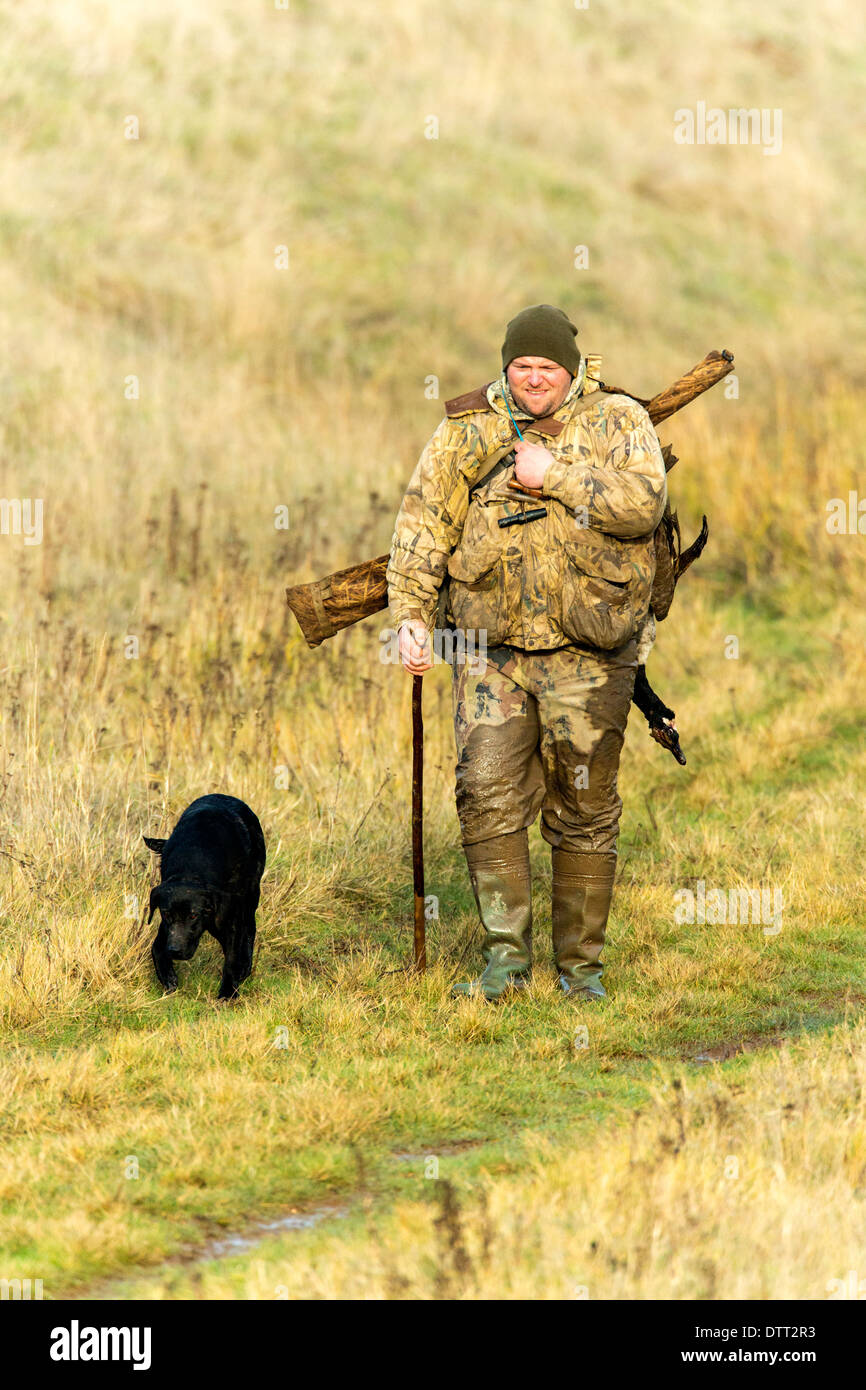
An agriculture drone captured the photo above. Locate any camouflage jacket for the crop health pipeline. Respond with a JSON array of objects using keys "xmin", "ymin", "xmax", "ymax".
[{"xmin": 386, "ymin": 362, "xmax": 668, "ymax": 651}]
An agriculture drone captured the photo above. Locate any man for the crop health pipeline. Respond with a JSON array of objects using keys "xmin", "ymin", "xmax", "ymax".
[{"xmin": 386, "ymin": 304, "xmax": 667, "ymax": 1001}]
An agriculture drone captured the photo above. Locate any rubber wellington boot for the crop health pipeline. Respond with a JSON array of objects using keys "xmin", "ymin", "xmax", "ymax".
[
  {"xmin": 452, "ymin": 830, "xmax": 532, "ymax": 1001},
  {"xmin": 552, "ymin": 847, "xmax": 617, "ymax": 1001}
]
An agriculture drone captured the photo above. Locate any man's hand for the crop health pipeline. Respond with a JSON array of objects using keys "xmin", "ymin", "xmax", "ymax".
[
  {"xmin": 513, "ymin": 440, "xmax": 555, "ymax": 491},
  {"xmin": 398, "ymin": 620, "xmax": 433, "ymax": 674}
]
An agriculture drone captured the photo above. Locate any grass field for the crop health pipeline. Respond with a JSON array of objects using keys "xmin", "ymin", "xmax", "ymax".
[{"xmin": 0, "ymin": 0, "xmax": 864, "ymax": 1300}]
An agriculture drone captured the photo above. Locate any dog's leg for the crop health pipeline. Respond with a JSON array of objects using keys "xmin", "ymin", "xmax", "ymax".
[
  {"xmin": 217, "ymin": 918, "xmax": 246, "ymax": 1000},
  {"xmin": 239, "ymin": 909, "xmax": 256, "ymax": 983},
  {"xmin": 217, "ymin": 905, "xmax": 257, "ymax": 1000},
  {"xmin": 151, "ymin": 924, "xmax": 178, "ymax": 992}
]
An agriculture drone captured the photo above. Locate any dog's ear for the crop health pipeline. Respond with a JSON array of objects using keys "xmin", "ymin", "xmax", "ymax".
[
  {"xmin": 147, "ymin": 884, "xmax": 166, "ymax": 925},
  {"xmin": 143, "ymin": 835, "xmax": 167, "ymax": 853}
]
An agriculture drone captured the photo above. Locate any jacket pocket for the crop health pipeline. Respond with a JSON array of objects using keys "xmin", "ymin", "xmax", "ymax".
[
  {"xmin": 560, "ymin": 542, "xmax": 636, "ymax": 649},
  {"xmin": 446, "ymin": 547, "xmax": 507, "ymax": 646},
  {"xmin": 445, "ymin": 502, "xmax": 514, "ymax": 645}
]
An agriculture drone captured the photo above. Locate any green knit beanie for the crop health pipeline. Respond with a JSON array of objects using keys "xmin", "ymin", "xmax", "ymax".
[{"xmin": 501, "ymin": 304, "xmax": 580, "ymax": 376}]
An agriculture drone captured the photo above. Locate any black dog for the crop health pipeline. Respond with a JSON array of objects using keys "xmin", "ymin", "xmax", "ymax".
[{"xmin": 144, "ymin": 794, "xmax": 266, "ymax": 1000}]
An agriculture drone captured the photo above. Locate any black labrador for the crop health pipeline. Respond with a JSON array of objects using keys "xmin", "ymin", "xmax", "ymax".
[{"xmin": 144, "ymin": 794, "xmax": 266, "ymax": 1000}]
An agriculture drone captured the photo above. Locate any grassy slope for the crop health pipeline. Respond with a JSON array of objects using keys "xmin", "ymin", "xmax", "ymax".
[
  {"xmin": 2, "ymin": 589, "xmax": 864, "ymax": 1297},
  {"xmin": 0, "ymin": 0, "xmax": 864, "ymax": 1298}
]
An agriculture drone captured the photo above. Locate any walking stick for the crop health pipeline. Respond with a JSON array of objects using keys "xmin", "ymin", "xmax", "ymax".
[{"xmin": 411, "ymin": 673, "xmax": 427, "ymax": 971}]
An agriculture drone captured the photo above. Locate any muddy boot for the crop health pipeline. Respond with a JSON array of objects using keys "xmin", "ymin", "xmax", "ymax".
[
  {"xmin": 552, "ymin": 847, "xmax": 617, "ymax": 1001},
  {"xmin": 452, "ymin": 830, "xmax": 532, "ymax": 1001}
]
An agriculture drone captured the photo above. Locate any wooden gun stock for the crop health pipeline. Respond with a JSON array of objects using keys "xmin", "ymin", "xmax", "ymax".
[{"xmin": 286, "ymin": 551, "xmax": 391, "ymax": 649}]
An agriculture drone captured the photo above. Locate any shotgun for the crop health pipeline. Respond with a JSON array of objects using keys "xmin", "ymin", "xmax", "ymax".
[{"xmin": 285, "ymin": 349, "xmax": 733, "ymax": 647}]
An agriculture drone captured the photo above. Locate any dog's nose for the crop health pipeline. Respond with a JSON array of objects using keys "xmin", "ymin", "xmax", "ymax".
[{"xmin": 167, "ymin": 939, "xmax": 196, "ymax": 960}]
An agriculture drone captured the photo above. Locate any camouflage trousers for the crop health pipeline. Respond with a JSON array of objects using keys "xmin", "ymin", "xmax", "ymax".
[{"xmin": 452, "ymin": 640, "xmax": 638, "ymax": 853}]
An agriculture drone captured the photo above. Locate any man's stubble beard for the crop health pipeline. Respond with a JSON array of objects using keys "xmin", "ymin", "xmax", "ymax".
[{"xmin": 509, "ymin": 379, "xmax": 573, "ymax": 418}]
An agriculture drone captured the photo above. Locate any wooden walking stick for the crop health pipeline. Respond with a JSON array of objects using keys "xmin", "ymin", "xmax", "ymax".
[{"xmin": 411, "ymin": 674, "xmax": 426, "ymax": 972}]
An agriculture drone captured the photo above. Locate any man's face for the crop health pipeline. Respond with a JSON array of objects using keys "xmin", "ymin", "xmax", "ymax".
[{"xmin": 506, "ymin": 356, "xmax": 573, "ymax": 417}]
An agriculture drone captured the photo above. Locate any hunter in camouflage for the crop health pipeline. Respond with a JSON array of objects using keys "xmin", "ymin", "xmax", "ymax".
[{"xmin": 387, "ymin": 304, "xmax": 668, "ymax": 1001}]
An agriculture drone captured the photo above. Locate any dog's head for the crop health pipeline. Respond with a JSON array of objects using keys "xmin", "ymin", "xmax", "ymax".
[{"xmin": 147, "ymin": 882, "xmax": 215, "ymax": 959}]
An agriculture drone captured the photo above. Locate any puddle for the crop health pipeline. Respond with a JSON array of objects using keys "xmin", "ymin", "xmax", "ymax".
[
  {"xmin": 75, "ymin": 1201, "xmax": 349, "ymax": 1299},
  {"xmin": 392, "ymin": 1139, "xmax": 487, "ymax": 1163},
  {"xmin": 691, "ymin": 1012, "xmax": 850, "ymax": 1066},
  {"xmin": 693, "ymin": 1035, "xmax": 786, "ymax": 1064},
  {"xmin": 198, "ymin": 1203, "xmax": 348, "ymax": 1261}
]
